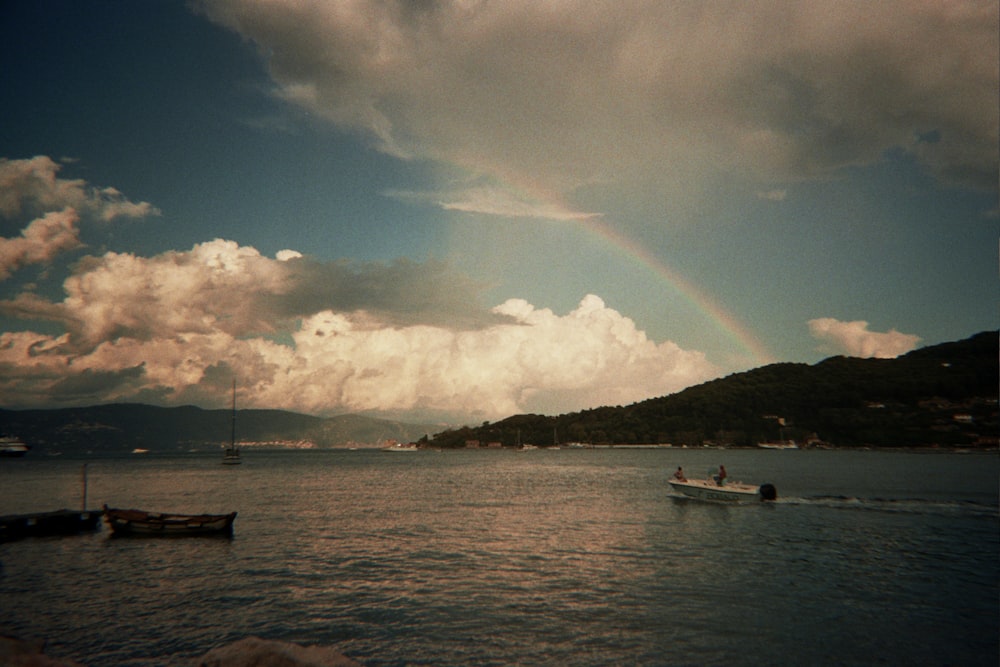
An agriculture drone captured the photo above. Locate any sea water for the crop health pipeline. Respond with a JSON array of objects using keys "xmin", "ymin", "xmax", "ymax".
[{"xmin": 1, "ymin": 448, "xmax": 997, "ymax": 666}]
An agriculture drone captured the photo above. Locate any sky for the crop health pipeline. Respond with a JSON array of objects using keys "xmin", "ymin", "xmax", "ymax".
[{"xmin": 0, "ymin": 0, "xmax": 996, "ymax": 425}]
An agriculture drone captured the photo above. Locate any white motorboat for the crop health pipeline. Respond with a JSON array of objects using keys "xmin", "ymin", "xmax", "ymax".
[{"xmin": 668, "ymin": 477, "xmax": 777, "ymax": 502}]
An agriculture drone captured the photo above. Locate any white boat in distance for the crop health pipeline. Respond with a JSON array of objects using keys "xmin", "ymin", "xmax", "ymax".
[
  {"xmin": 381, "ymin": 442, "xmax": 419, "ymax": 452},
  {"xmin": 668, "ymin": 477, "xmax": 777, "ymax": 502},
  {"xmin": 0, "ymin": 436, "xmax": 30, "ymax": 457},
  {"xmin": 757, "ymin": 441, "xmax": 798, "ymax": 450}
]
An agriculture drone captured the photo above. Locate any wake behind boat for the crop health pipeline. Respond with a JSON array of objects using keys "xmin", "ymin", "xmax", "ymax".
[
  {"xmin": 668, "ymin": 477, "xmax": 777, "ymax": 503},
  {"xmin": 103, "ymin": 505, "xmax": 236, "ymax": 537}
]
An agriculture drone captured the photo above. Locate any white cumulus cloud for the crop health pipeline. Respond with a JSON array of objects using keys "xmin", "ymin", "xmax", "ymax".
[
  {"xmin": 808, "ymin": 318, "xmax": 921, "ymax": 359},
  {"xmin": 0, "ymin": 209, "xmax": 83, "ymax": 280},
  {"xmin": 0, "ymin": 156, "xmax": 160, "ymax": 281},
  {"xmin": 0, "ymin": 237, "xmax": 719, "ymax": 421}
]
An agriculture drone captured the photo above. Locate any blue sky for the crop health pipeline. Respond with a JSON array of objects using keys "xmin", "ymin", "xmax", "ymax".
[{"xmin": 0, "ymin": 1, "xmax": 996, "ymax": 424}]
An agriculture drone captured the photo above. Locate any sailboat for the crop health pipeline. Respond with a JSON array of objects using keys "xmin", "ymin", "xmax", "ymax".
[
  {"xmin": 757, "ymin": 423, "xmax": 798, "ymax": 450},
  {"xmin": 515, "ymin": 429, "xmax": 537, "ymax": 451},
  {"xmin": 222, "ymin": 380, "xmax": 242, "ymax": 465}
]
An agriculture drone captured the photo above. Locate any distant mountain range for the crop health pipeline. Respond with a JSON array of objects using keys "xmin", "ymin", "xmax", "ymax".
[
  {"xmin": 3, "ymin": 331, "xmax": 996, "ymax": 454},
  {"xmin": 0, "ymin": 403, "xmax": 441, "ymax": 455},
  {"xmin": 432, "ymin": 331, "xmax": 998, "ymax": 449}
]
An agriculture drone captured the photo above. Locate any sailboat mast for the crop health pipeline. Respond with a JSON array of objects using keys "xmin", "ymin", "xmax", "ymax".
[{"xmin": 230, "ymin": 378, "xmax": 237, "ymax": 448}]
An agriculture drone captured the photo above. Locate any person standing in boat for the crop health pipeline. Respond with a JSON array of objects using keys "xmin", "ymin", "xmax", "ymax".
[
  {"xmin": 714, "ymin": 465, "xmax": 727, "ymax": 486},
  {"xmin": 673, "ymin": 467, "xmax": 686, "ymax": 482}
]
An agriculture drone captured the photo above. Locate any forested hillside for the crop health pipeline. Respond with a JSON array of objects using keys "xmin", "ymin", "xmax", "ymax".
[
  {"xmin": 431, "ymin": 331, "xmax": 998, "ymax": 449},
  {"xmin": 4, "ymin": 332, "xmax": 994, "ymax": 453}
]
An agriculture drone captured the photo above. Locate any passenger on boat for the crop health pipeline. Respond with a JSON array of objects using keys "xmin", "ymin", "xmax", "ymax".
[
  {"xmin": 673, "ymin": 467, "xmax": 686, "ymax": 481},
  {"xmin": 714, "ymin": 465, "xmax": 727, "ymax": 486}
]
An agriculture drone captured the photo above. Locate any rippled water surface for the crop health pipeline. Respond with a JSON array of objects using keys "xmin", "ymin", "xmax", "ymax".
[{"xmin": 1, "ymin": 448, "xmax": 997, "ymax": 666}]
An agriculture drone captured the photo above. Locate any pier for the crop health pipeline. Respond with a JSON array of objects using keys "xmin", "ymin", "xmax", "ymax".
[
  {"xmin": 0, "ymin": 463, "xmax": 102, "ymax": 541},
  {"xmin": 0, "ymin": 509, "xmax": 102, "ymax": 542}
]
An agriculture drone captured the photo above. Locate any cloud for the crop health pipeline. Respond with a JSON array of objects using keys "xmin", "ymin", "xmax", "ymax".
[
  {"xmin": 388, "ymin": 183, "xmax": 599, "ymax": 221},
  {"xmin": 0, "ymin": 239, "xmax": 500, "ymax": 350},
  {"xmin": 0, "ymin": 209, "xmax": 83, "ymax": 280},
  {"xmin": 756, "ymin": 189, "xmax": 787, "ymax": 202},
  {"xmin": 0, "ymin": 156, "xmax": 160, "ymax": 280},
  {"xmin": 0, "ymin": 236, "xmax": 720, "ymax": 419},
  {"xmin": 198, "ymin": 0, "xmax": 998, "ymax": 212},
  {"xmin": 808, "ymin": 318, "xmax": 921, "ymax": 359},
  {"xmin": 275, "ymin": 249, "xmax": 303, "ymax": 261},
  {"xmin": 0, "ymin": 156, "xmax": 160, "ymax": 223}
]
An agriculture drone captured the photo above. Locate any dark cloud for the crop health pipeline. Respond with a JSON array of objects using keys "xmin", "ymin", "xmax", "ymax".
[
  {"xmin": 272, "ymin": 256, "xmax": 506, "ymax": 328},
  {"xmin": 201, "ymin": 0, "xmax": 998, "ymax": 202},
  {"xmin": 47, "ymin": 364, "xmax": 146, "ymax": 401}
]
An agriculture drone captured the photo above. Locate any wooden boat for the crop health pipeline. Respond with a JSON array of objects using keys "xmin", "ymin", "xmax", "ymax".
[
  {"xmin": 103, "ymin": 505, "xmax": 236, "ymax": 537},
  {"xmin": 222, "ymin": 379, "xmax": 242, "ymax": 465},
  {"xmin": 668, "ymin": 477, "xmax": 777, "ymax": 503}
]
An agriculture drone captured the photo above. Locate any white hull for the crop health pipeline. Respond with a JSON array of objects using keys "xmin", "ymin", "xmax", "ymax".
[
  {"xmin": 0, "ymin": 440, "xmax": 29, "ymax": 457},
  {"xmin": 668, "ymin": 478, "xmax": 768, "ymax": 502}
]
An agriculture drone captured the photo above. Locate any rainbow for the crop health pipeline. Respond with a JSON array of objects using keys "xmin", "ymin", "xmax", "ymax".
[
  {"xmin": 580, "ymin": 216, "xmax": 776, "ymax": 367},
  {"xmin": 437, "ymin": 171, "xmax": 776, "ymax": 367}
]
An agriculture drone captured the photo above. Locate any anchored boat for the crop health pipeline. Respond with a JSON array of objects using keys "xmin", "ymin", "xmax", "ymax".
[
  {"xmin": 103, "ymin": 505, "xmax": 236, "ymax": 537},
  {"xmin": 222, "ymin": 379, "xmax": 241, "ymax": 465},
  {"xmin": 0, "ymin": 435, "xmax": 30, "ymax": 457}
]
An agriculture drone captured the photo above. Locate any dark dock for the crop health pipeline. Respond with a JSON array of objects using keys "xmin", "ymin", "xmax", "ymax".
[{"xmin": 0, "ymin": 509, "xmax": 103, "ymax": 542}]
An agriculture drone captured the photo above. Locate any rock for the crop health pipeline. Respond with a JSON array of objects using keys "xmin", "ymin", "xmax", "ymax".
[
  {"xmin": 0, "ymin": 635, "xmax": 87, "ymax": 667},
  {"xmin": 196, "ymin": 636, "xmax": 362, "ymax": 667}
]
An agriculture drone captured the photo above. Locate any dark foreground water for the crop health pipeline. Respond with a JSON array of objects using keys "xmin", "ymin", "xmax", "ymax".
[{"xmin": 1, "ymin": 448, "xmax": 997, "ymax": 666}]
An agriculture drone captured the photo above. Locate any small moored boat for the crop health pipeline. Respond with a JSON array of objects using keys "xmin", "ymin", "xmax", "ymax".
[
  {"xmin": 381, "ymin": 442, "xmax": 418, "ymax": 452},
  {"xmin": 757, "ymin": 441, "xmax": 798, "ymax": 450},
  {"xmin": 222, "ymin": 379, "xmax": 242, "ymax": 465},
  {"xmin": 0, "ymin": 436, "xmax": 30, "ymax": 457},
  {"xmin": 668, "ymin": 477, "xmax": 777, "ymax": 503},
  {"xmin": 103, "ymin": 505, "xmax": 237, "ymax": 537}
]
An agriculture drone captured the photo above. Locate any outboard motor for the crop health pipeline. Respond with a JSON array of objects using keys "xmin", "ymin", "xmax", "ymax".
[{"xmin": 758, "ymin": 483, "xmax": 777, "ymax": 501}]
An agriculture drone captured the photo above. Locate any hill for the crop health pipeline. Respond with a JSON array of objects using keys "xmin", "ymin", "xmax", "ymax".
[
  {"xmin": 430, "ymin": 331, "xmax": 998, "ymax": 449},
  {"xmin": 0, "ymin": 403, "xmax": 439, "ymax": 455}
]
